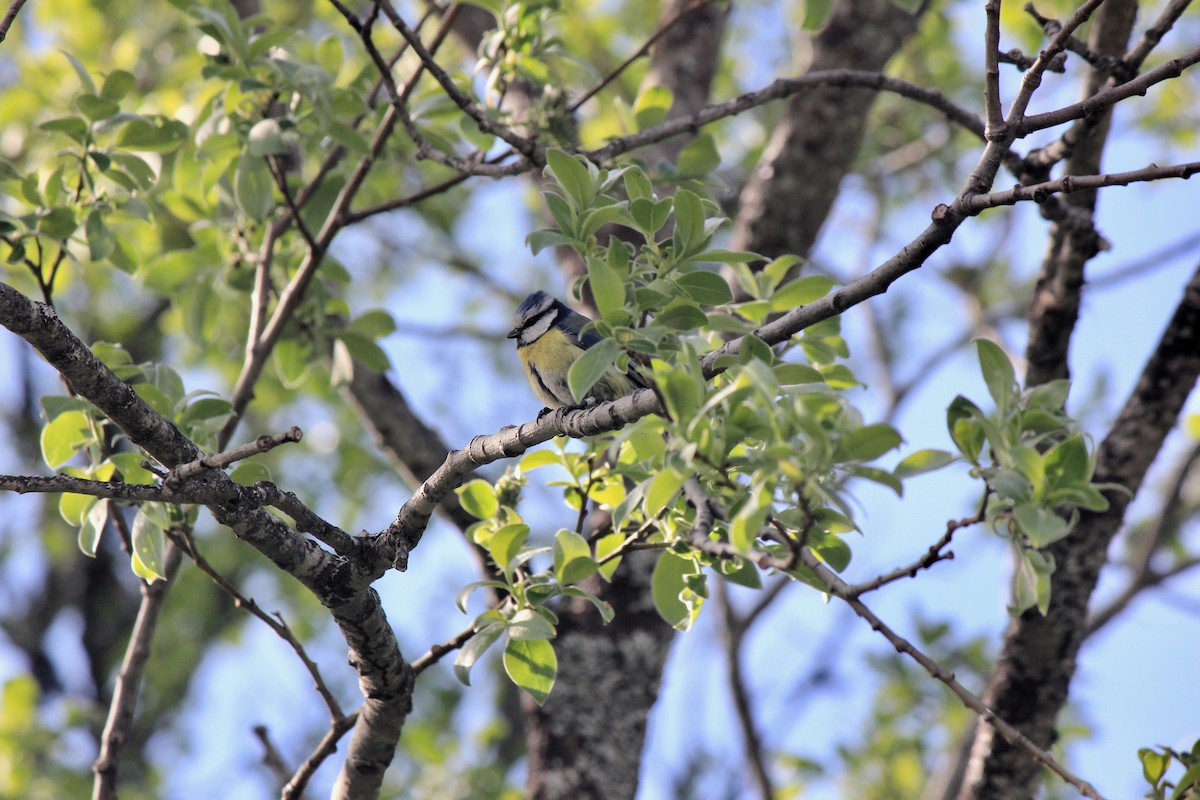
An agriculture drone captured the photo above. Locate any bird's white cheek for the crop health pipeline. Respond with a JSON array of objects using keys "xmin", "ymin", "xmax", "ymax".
[{"xmin": 520, "ymin": 314, "xmax": 554, "ymax": 345}]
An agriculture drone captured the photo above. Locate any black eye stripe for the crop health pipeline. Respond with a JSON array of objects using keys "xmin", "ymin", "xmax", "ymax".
[{"xmin": 522, "ymin": 305, "xmax": 557, "ymax": 330}]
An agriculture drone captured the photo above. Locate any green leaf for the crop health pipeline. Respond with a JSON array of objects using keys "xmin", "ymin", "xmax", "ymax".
[
  {"xmin": 326, "ymin": 120, "xmax": 370, "ymax": 155},
  {"xmin": 802, "ymin": 0, "xmax": 835, "ymax": 28},
  {"xmin": 76, "ymin": 93, "xmax": 120, "ymax": 122},
  {"xmin": 247, "ymin": 118, "xmax": 287, "ymax": 156},
  {"xmin": 1169, "ymin": 762, "xmax": 1200, "ymax": 800},
  {"xmin": 544, "ymin": 149, "xmax": 593, "ymax": 211},
  {"xmin": 672, "ymin": 188, "xmax": 704, "ymax": 254},
  {"xmin": 78, "ymin": 500, "xmax": 109, "ymax": 557},
  {"xmin": 894, "ymin": 449, "xmax": 957, "ymax": 478},
  {"xmin": 976, "ymin": 339, "xmax": 1017, "ymax": 413},
  {"xmin": 60, "ymin": 50, "xmax": 97, "ymax": 94},
  {"xmin": 59, "ymin": 483, "xmax": 94, "ymax": 526},
  {"xmin": 85, "ymin": 210, "xmax": 115, "ymax": 261},
  {"xmin": 1044, "ymin": 434, "xmax": 1090, "ymax": 486},
  {"xmin": 567, "ymin": 337, "xmax": 620, "ymax": 403},
  {"xmin": 488, "ymin": 523, "xmax": 529, "ymax": 574},
  {"xmin": 37, "ymin": 207, "xmax": 77, "ymax": 241},
  {"xmin": 809, "ymin": 530, "xmax": 851, "ymax": 572},
  {"xmin": 519, "ymin": 449, "xmax": 562, "ymax": 472},
  {"xmin": 527, "ymin": 229, "xmax": 578, "ymax": 255},
  {"xmin": 453, "ymin": 622, "xmax": 505, "ymax": 686},
  {"xmin": 1011, "ymin": 548, "xmax": 1054, "ymax": 615},
  {"xmin": 947, "ymin": 395, "xmax": 985, "ymax": 462},
  {"xmin": 644, "ymin": 468, "xmax": 685, "ymax": 517},
  {"xmin": 587, "ymin": 256, "xmax": 625, "ymax": 322},
  {"xmin": 507, "ymin": 608, "xmax": 556, "ymax": 641},
  {"xmin": 841, "ymin": 423, "xmax": 903, "ymax": 462},
  {"xmin": 773, "ymin": 363, "xmax": 824, "ymax": 385},
  {"xmin": 457, "ymin": 479, "xmax": 500, "ymax": 520},
  {"xmin": 346, "ymin": 309, "xmax": 397, "ymax": 339},
  {"xmin": 652, "ymin": 551, "xmax": 702, "ymax": 631},
  {"xmin": 730, "ymin": 490, "xmax": 769, "ymax": 552},
  {"xmin": 100, "ymin": 69, "xmax": 137, "ymax": 102},
  {"xmin": 234, "ymin": 152, "xmax": 274, "ymax": 221},
  {"xmin": 633, "ymin": 84, "xmax": 673, "ymax": 131},
  {"xmin": 675, "ymin": 132, "xmax": 719, "ymax": 178},
  {"xmin": 230, "ymin": 462, "xmax": 272, "ymax": 486},
  {"xmin": 274, "ymin": 338, "xmax": 312, "ymax": 389},
  {"xmin": 656, "ymin": 301, "xmax": 708, "ymax": 331},
  {"xmin": 618, "ymin": 171, "xmax": 651, "ymax": 209},
  {"xmin": 771, "ymin": 275, "xmax": 836, "ymax": 311},
  {"xmin": 653, "ymin": 356, "xmax": 703, "ymax": 421},
  {"xmin": 109, "ymin": 152, "xmax": 157, "ymax": 189},
  {"xmin": 560, "ymin": 586, "xmax": 616, "ymax": 622},
  {"xmin": 336, "ymin": 331, "xmax": 390, "ymax": 372},
  {"xmin": 107, "ymin": 452, "xmax": 156, "ymax": 485},
  {"xmin": 116, "ymin": 117, "xmax": 188, "ymax": 152},
  {"xmin": 1013, "ymin": 504, "xmax": 1073, "ymax": 548},
  {"xmin": 553, "ymin": 529, "xmax": 597, "ymax": 585},
  {"xmin": 676, "ymin": 270, "xmax": 732, "ymax": 306},
  {"xmin": 130, "ymin": 507, "xmax": 166, "ymax": 581},
  {"xmin": 39, "ymin": 116, "xmax": 89, "ymax": 143},
  {"xmin": 41, "ymin": 410, "xmax": 92, "ymax": 468},
  {"xmin": 504, "ymin": 638, "xmax": 557, "ymax": 705},
  {"xmin": 1140, "ymin": 748, "xmax": 1170, "ymax": 785},
  {"xmin": 717, "ymin": 557, "xmax": 762, "ymax": 589}
]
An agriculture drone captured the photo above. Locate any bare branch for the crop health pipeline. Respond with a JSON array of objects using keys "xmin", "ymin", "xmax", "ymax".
[
  {"xmin": 847, "ymin": 507, "xmax": 986, "ymax": 596},
  {"xmin": 374, "ymin": 0, "xmax": 537, "ymax": 159},
  {"xmin": 983, "ymin": 0, "xmax": 1005, "ymax": 134},
  {"xmin": 588, "ymin": 69, "xmax": 986, "ymax": 163},
  {"xmin": 411, "ymin": 625, "xmax": 476, "ymax": 674},
  {"xmin": 1016, "ymin": 45, "xmax": 1200, "ymax": 134},
  {"xmin": 569, "ymin": 0, "xmax": 720, "ymax": 112},
  {"xmin": 0, "ymin": 0, "xmax": 29, "ymax": 43},
  {"xmin": 92, "ymin": 545, "xmax": 184, "ymax": 800},
  {"xmin": 796, "ymin": 548, "xmax": 1107, "ymax": 800},
  {"xmin": 283, "ymin": 711, "xmax": 359, "ymax": 800},
  {"xmin": 253, "ymin": 725, "xmax": 294, "ymax": 788},
  {"xmin": 964, "ymin": 160, "xmax": 1200, "ymax": 213},
  {"xmin": 167, "ymin": 426, "xmax": 303, "ymax": 485},
  {"xmin": 1124, "ymin": 0, "xmax": 1192, "ymax": 70},
  {"xmin": 167, "ymin": 527, "xmax": 346, "ymax": 722}
]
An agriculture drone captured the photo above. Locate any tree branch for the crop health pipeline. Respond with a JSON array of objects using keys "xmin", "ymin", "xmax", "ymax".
[
  {"xmin": 91, "ymin": 544, "xmax": 183, "ymax": 800},
  {"xmin": 963, "ymin": 160, "xmax": 1200, "ymax": 214},
  {"xmin": 796, "ymin": 547, "xmax": 1107, "ymax": 800},
  {"xmin": 0, "ymin": 0, "xmax": 28, "ymax": 44}
]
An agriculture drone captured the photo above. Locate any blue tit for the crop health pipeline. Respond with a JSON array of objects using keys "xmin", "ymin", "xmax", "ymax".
[{"xmin": 507, "ymin": 290, "xmax": 649, "ymax": 410}]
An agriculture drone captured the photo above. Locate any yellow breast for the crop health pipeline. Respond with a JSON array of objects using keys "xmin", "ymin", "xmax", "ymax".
[{"xmin": 517, "ymin": 327, "xmax": 643, "ymax": 409}]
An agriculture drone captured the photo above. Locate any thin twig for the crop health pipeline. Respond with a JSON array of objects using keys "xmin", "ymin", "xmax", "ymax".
[
  {"xmin": 253, "ymin": 724, "xmax": 294, "ymax": 788},
  {"xmin": 282, "ymin": 711, "xmax": 359, "ymax": 800},
  {"xmin": 167, "ymin": 527, "xmax": 345, "ymax": 722},
  {"xmin": 91, "ymin": 544, "xmax": 183, "ymax": 800},
  {"xmin": 569, "ymin": 0, "xmax": 717, "ymax": 112},
  {"xmin": 797, "ymin": 548, "xmax": 1107, "ymax": 800},
  {"xmin": 167, "ymin": 426, "xmax": 302, "ymax": 485},
  {"xmin": 0, "ymin": 0, "xmax": 29, "ymax": 43},
  {"xmin": 963, "ymin": 160, "xmax": 1200, "ymax": 214},
  {"xmin": 716, "ymin": 579, "xmax": 777, "ymax": 800},
  {"xmin": 411, "ymin": 625, "xmax": 477, "ymax": 674},
  {"xmin": 846, "ymin": 509, "xmax": 985, "ymax": 596},
  {"xmin": 374, "ymin": 0, "xmax": 537, "ymax": 158}
]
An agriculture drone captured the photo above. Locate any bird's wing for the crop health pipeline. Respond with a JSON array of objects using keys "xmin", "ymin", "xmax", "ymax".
[{"xmin": 558, "ymin": 308, "xmax": 603, "ymax": 349}]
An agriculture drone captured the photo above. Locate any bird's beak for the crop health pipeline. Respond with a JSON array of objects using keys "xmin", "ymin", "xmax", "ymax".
[{"xmin": 506, "ymin": 327, "xmax": 520, "ymax": 339}]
